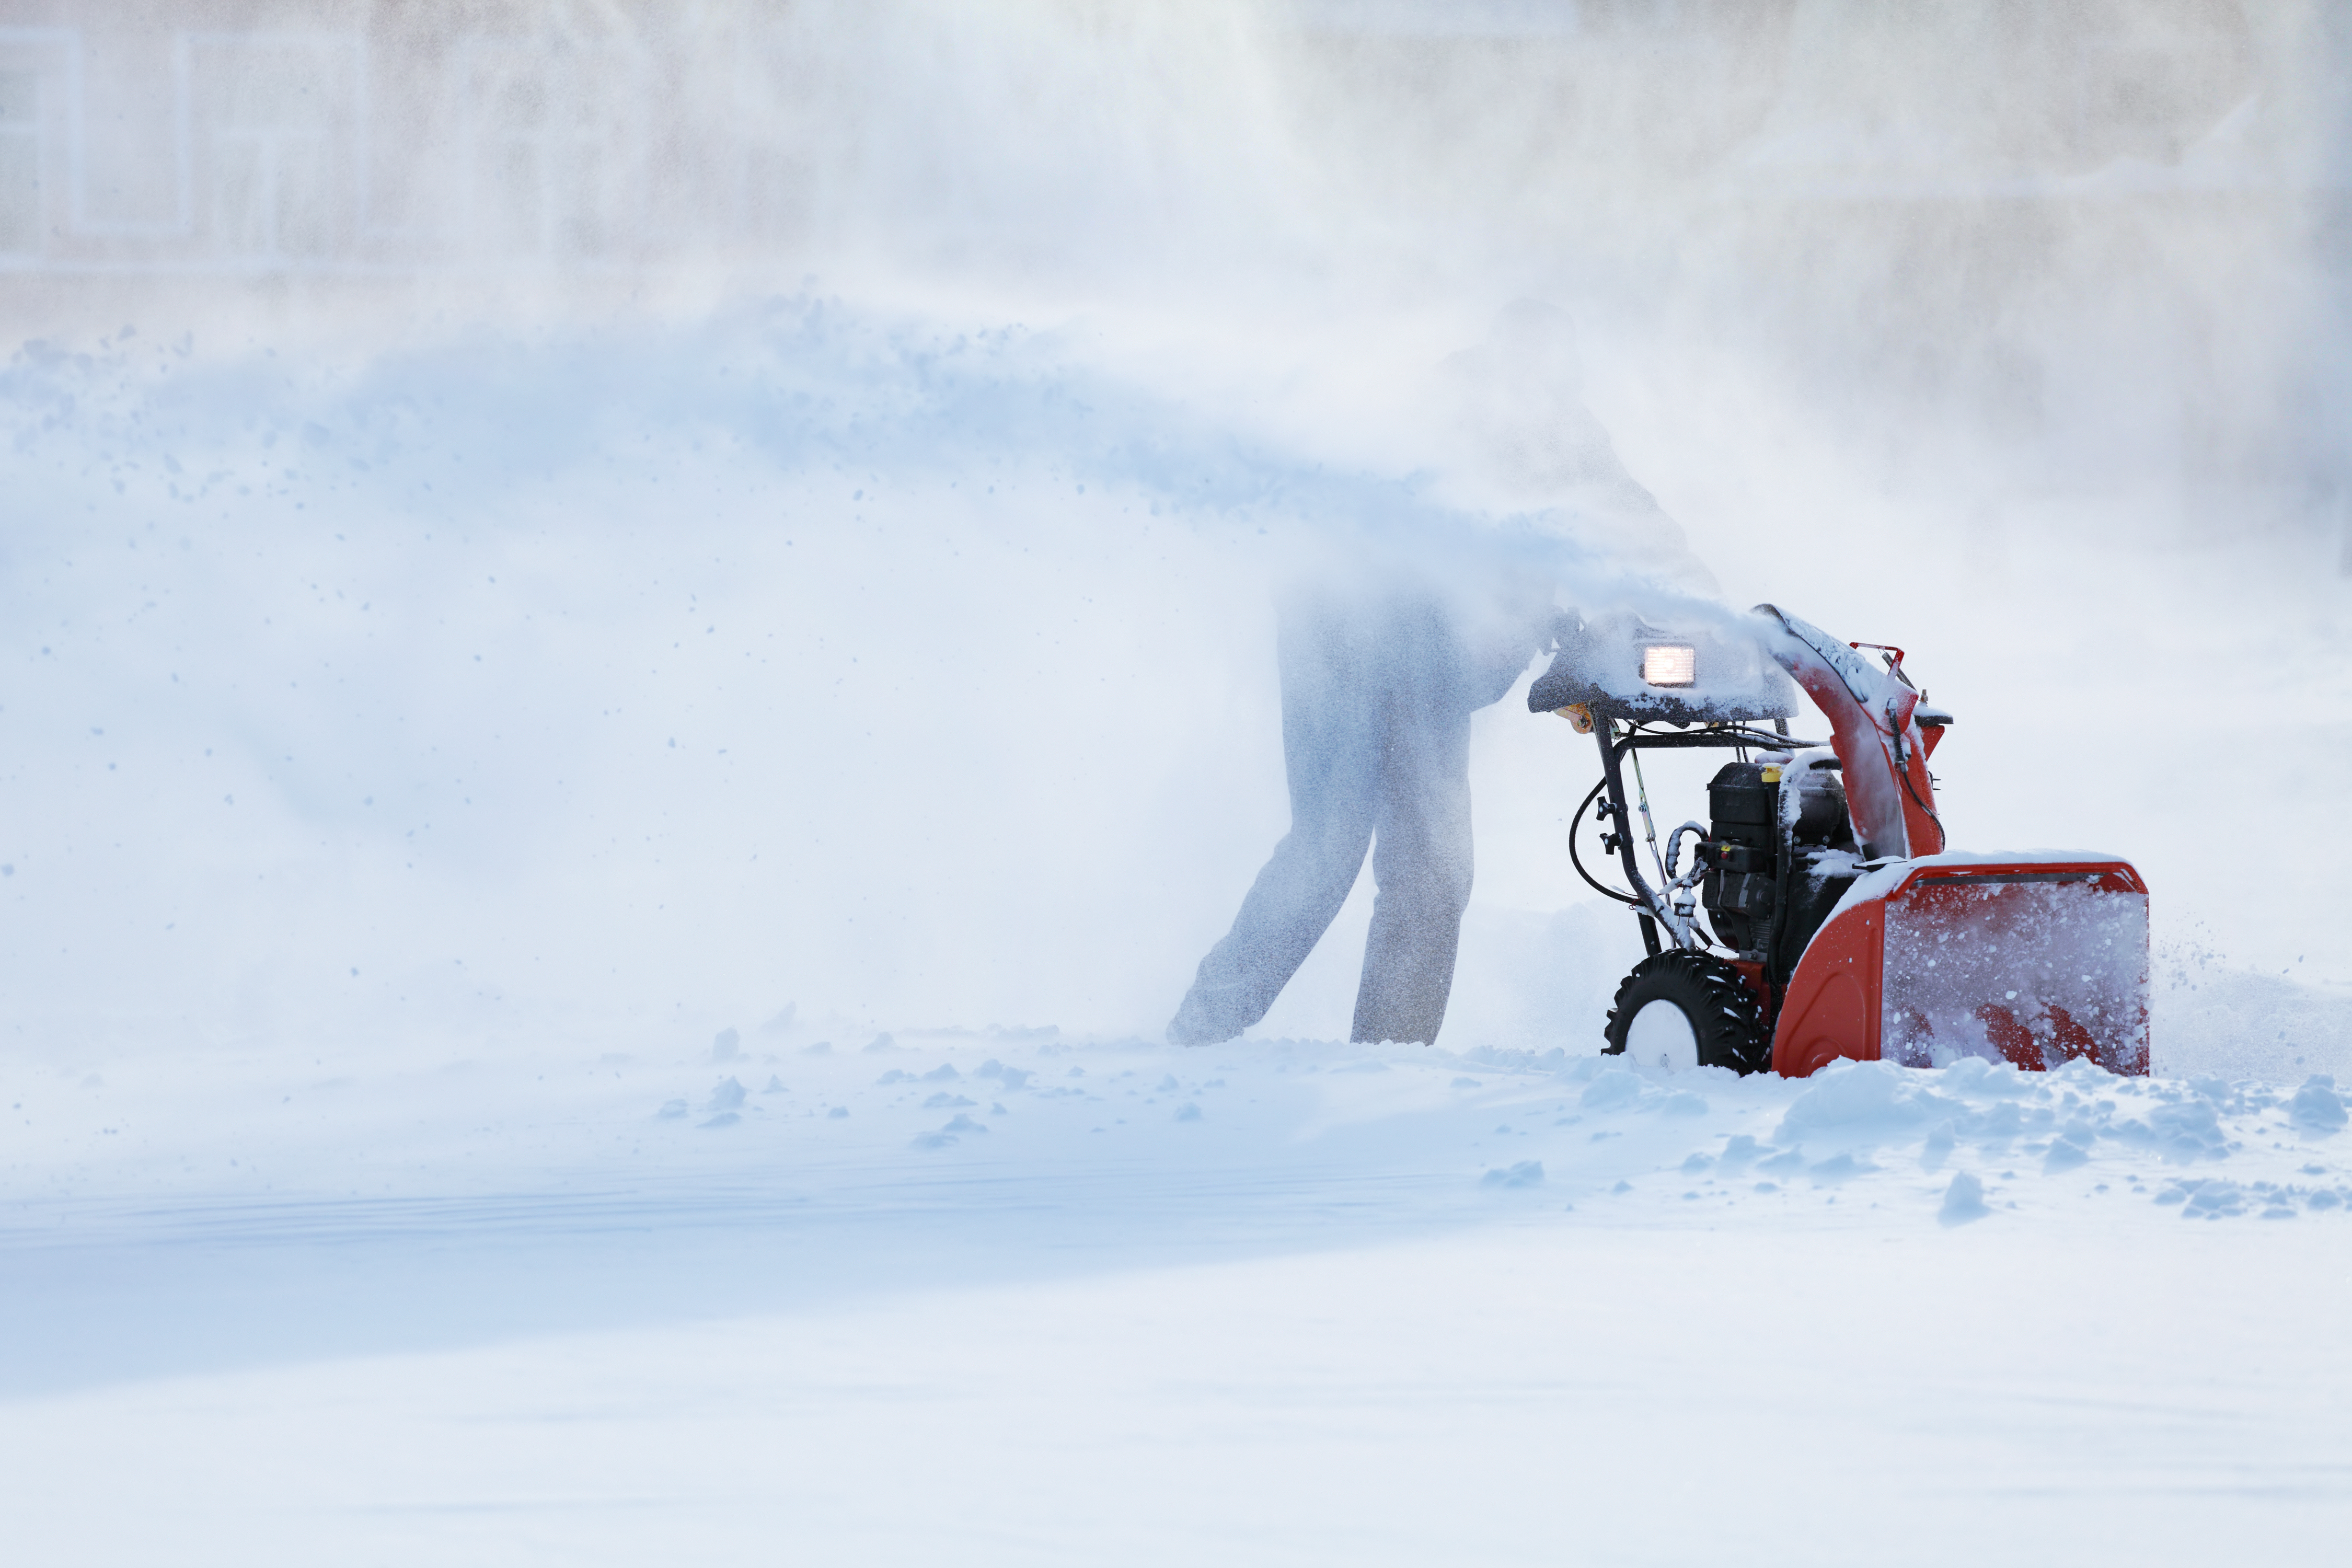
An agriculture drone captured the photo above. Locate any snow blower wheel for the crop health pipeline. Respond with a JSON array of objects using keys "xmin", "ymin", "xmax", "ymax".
[{"xmin": 1603, "ymin": 952, "xmax": 1770, "ymax": 1075}]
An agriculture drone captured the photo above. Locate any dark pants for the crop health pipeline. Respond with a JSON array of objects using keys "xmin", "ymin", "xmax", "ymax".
[{"xmin": 1169, "ymin": 588, "xmax": 1489, "ymax": 1046}]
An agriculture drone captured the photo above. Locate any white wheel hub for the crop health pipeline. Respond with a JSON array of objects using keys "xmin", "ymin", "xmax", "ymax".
[{"xmin": 1625, "ymin": 998, "xmax": 1701, "ymax": 1074}]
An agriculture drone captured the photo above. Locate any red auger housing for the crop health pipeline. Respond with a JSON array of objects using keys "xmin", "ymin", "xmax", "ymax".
[{"xmin": 1529, "ymin": 605, "xmax": 2149, "ymax": 1078}]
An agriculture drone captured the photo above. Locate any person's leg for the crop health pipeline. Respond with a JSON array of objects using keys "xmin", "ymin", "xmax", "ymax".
[
  {"xmin": 1351, "ymin": 605, "xmax": 1478, "ymax": 1045},
  {"xmin": 1168, "ymin": 596, "xmax": 1380, "ymax": 1046}
]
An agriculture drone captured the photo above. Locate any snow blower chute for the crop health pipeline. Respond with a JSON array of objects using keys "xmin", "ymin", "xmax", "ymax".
[{"xmin": 1529, "ymin": 605, "xmax": 2149, "ymax": 1078}]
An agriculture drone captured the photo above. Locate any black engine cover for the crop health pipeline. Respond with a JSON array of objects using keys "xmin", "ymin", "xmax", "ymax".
[{"xmin": 1700, "ymin": 762, "xmax": 1778, "ymax": 953}]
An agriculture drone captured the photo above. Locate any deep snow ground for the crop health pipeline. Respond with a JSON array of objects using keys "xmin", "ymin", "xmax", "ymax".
[
  {"xmin": 4, "ymin": 303, "xmax": 2350, "ymax": 1562},
  {"xmin": 4, "ymin": 1023, "xmax": 2350, "ymax": 1563}
]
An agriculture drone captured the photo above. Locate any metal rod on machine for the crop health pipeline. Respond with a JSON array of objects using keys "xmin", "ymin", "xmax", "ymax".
[
  {"xmin": 1628, "ymin": 744, "xmax": 1667, "ymax": 890},
  {"xmin": 1614, "ymin": 727, "xmax": 1820, "ymax": 752},
  {"xmin": 1594, "ymin": 717, "xmax": 1661, "ymax": 957}
]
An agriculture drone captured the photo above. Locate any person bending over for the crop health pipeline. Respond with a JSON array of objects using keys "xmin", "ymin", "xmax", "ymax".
[
  {"xmin": 1166, "ymin": 573, "xmax": 1543, "ymax": 1045},
  {"xmin": 1166, "ymin": 301, "xmax": 1708, "ymax": 1047}
]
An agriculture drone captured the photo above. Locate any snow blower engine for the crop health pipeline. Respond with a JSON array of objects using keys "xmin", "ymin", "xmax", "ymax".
[{"xmin": 1529, "ymin": 605, "xmax": 2149, "ymax": 1078}]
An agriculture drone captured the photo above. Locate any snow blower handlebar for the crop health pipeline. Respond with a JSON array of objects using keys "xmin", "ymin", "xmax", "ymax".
[{"xmin": 1537, "ymin": 603, "xmax": 1946, "ymax": 951}]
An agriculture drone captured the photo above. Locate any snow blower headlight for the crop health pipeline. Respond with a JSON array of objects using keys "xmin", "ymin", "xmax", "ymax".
[{"xmin": 1641, "ymin": 643, "xmax": 1697, "ymax": 687}]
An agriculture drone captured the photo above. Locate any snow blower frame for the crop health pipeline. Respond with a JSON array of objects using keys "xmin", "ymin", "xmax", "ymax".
[{"xmin": 1530, "ymin": 605, "xmax": 2149, "ymax": 1078}]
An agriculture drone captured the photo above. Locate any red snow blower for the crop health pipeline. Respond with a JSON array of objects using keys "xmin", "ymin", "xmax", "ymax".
[{"xmin": 1528, "ymin": 605, "xmax": 2149, "ymax": 1078}]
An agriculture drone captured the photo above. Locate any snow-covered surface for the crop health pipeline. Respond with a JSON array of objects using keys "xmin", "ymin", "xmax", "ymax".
[
  {"xmin": 2, "ymin": 299, "xmax": 2346, "ymax": 1559},
  {"xmin": 3, "ymin": 300, "xmax": 2346, "ymax": 1560},
  {"xmin": 4, "ymin": 17, "xmax": 2351, "ymax": 1551},
  {"xmin": 5, "ymin": 1029, "xmax": 2350, "ymax": 1562},
  {"xmin": 1540, "ymin": 602, "xmax": 1801, "ymax": 719}
]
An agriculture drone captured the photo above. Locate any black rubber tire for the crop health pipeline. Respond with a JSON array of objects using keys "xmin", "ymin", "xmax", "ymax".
[{"xmin": 1602, "ymin": 951, "xmax": 1772, "ymax": 1075}]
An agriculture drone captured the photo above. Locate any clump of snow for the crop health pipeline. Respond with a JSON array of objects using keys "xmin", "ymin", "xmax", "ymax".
[
  {"xmin": 2290, "ymin": 1076, "xmax": 2347, "ymax": 1136},
  {"xmin": 1481, "ymin": 1160, "xmax": 1544, "ymax": 1188},
  {"xmin": 1775, "ymin": 1060, "xmax": 1944, "ymax": 1145},
  {"xmin": 1579, "ymin": 1065, "xmax": 1663, "ymax": 1112},
  {"xmin": 1939, "ymin": 1171, "xmax": 1990, "ymax": 1225}
]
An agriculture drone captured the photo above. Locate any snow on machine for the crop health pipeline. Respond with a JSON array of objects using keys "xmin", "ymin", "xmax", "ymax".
[{"xmin": 1529, "ymin": 605, "xmax": 2149, "ymax": 1078}]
